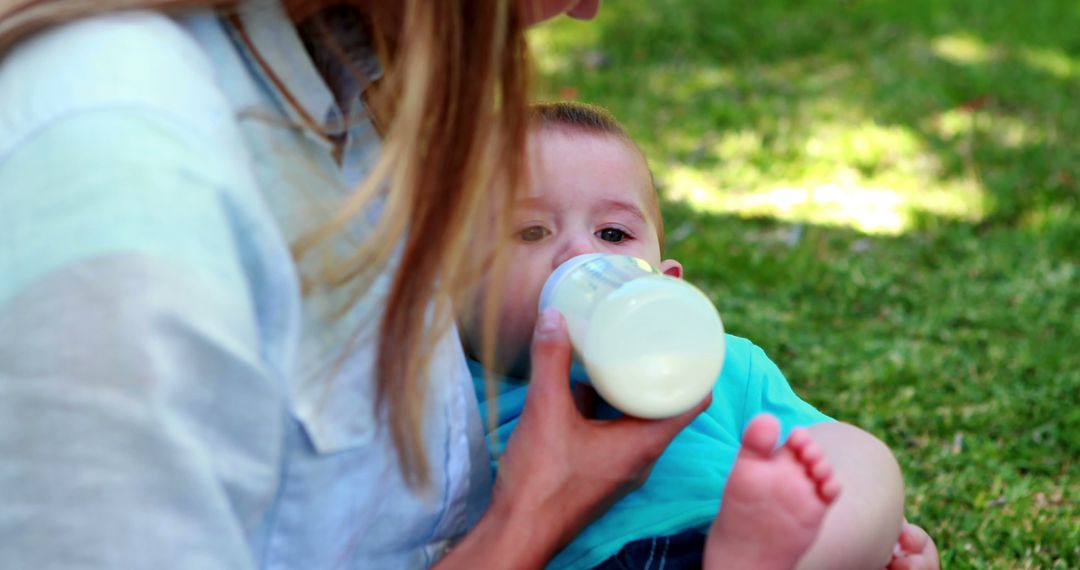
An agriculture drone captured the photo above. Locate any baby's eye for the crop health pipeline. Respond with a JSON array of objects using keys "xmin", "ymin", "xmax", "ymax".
[
  {"xmin": 596, "ymin": 227, "xmax": 629, "ymax": 243},
  {"xmin": 518, "ymin": 226, "xmax": 551, "ymax": 242}
]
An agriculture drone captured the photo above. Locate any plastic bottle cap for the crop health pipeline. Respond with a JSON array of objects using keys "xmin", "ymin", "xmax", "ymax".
[{"xmin": 538, "ymin": 253, "xmax": 607, "ymax": 311}]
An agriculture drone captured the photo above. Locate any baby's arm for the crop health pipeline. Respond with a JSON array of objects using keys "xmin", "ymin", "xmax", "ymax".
[{"xmin": 794, "ymin": 422, "xmax": 906, "ymax": 570}]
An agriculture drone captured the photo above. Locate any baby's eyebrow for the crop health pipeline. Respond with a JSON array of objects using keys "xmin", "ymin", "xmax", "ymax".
[{"xmin": 595, "ymin": 198, "xmax": 647, "ymax": 223}]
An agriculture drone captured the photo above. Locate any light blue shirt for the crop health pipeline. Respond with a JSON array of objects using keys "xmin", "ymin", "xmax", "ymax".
[
  {"xmin": 0, "ymin": 3, "xmax": 491, "ymax": 568},
  {"xmin": 472, "ymin": 335, "xmax": 833, "ymax": 569}
]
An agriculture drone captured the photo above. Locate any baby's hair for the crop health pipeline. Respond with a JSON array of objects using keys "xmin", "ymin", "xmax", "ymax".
[
  {"xmin": 529, "ymin": 101, "xmax": 629, "ymax": 137},
  {"xmin": 529, "ymin": 101, "xmax": 666, "ymax": 251}
]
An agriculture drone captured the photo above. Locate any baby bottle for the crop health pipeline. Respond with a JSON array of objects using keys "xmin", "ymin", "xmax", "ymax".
[{"xmin": 538, "ymin": 253, "xmax": 725, "ymax": 419}]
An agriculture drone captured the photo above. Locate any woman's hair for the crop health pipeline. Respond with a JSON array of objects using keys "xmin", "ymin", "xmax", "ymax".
[
  {"xmin": 0, "ymin": 0, "xmax": 530, "ymax": 489},
  {"xmin": 530, "ymin": 101, "xmax": 665, "ymax": 251}
]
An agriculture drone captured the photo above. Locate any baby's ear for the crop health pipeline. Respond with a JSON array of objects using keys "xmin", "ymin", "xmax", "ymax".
[{"xmin": 659, "ymin": 259, "xmax": 683, "ymax": 279}]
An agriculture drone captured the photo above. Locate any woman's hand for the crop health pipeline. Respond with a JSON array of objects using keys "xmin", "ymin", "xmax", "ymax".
[
  {"xmin": 496, "ymin": 309, "xmax": 710, "ymax": 546},
  {"xmin": 885, "ymin": 520, "xmax": 940, "ymax": 570},
  {"xmin": 440, "ymin": 309, "xmax": 709, "ymax": 567}
]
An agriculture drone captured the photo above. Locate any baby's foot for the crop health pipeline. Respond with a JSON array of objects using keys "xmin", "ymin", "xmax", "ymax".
[{"xmin": 703, "ymin": 414, "xmax": 840, "ymax": 570}]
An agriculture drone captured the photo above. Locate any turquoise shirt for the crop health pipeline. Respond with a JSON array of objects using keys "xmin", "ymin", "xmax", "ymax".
[
  {"xmin": 0, "ymin": 4, "xmax": 490, "ymax": 568},
  {"xmin": 471, "ymin": 334, "xmax": 833, "ymax": 569}
]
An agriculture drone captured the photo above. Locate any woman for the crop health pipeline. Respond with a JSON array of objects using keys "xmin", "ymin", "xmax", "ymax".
[{"xmin": 0, "ymin": 0, "xmax": 715, "ymax": 567}]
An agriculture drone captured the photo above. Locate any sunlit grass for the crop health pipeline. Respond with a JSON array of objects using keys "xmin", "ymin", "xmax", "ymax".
[
  {"xmin": 529, "ymin": 26, "xmax": 1001, "ymax": 234},
  {"xmin": 656, "ymin": 117, "xmax": 985, "ymax": 234},
  {"xmin": 666, "ymin": 166, "xmax": 983, "ymax": 234},
  {"xmin": 932, "ymin": 33, "xmax": 996, "ymax": 65},
  {"xmin": 1018, "ymin": 47, "xmax": 1076, "ymax": 79},
  {"xmin": 529, "ymin": 28, "xmax": 576, "ymax": 77}
]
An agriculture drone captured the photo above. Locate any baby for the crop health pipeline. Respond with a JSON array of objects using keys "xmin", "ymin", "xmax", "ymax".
[{"xmin": 461, "ymin": 101, "xmax": 934, "ymax": 570}]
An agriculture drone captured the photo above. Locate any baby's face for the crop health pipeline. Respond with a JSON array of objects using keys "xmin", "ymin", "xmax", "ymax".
[{"xmin": 467, "ymin": 129, "xmax": 681, "ymax": 373}]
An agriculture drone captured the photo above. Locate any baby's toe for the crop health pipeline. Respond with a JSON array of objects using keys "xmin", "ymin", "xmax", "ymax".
[
  {"xmin": 794, "ymin": 438, "xmax": 824, "ymax": 465},
  {"xmin": 809, "ymin": 457, "xmax": 832, "ymax": 482},
  {"xmin": 741, "ymin": 414, "xmax": 781, "ymax": 456},
  {"xmin": 785, "ymin": 427, "xmax": 811, "ymax": 451},
  {"xmin": 819, "ymin": 477, "xmax": 841, "ymax": 503}
]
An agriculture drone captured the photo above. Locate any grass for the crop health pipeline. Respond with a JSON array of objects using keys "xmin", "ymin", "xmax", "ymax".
[{"xmin": 530, "ymin": 1, "xmax": 1079, "ymax": 567}]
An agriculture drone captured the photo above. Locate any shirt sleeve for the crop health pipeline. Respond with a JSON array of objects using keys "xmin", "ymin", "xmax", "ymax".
[
  {"xmin": 728, "ymin": 336, "xmax": 834, "ymax": 442},
  {"xmin": 0, "ymin": 13, "xmax": 288, "ymax": 569}
]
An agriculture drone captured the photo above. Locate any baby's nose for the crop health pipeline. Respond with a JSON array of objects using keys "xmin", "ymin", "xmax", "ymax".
[{"xmin": 553, "ymin": 237, "xmax": 598, "ymax": 269}]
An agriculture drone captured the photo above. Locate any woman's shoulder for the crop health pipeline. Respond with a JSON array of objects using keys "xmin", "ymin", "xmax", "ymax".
[{"xmin": 0, "ymin": 9, "xmax": 232, "ymax": 155}]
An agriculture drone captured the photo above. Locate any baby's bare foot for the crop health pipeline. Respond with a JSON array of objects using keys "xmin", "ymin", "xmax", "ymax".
[{"xmin": 703, "ymin": 414, "xmax": 840, "ymax": 570}]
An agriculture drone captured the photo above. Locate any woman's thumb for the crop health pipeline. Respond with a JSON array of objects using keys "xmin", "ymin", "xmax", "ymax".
[{"xmin": 528, "ymin": 309, "xmax": 573, "ymax": 401}]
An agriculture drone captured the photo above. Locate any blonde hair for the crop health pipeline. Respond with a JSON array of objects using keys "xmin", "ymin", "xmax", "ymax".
[{"xmin": 0, "ymin": 0, "xmax": 530, "ymax": 489}]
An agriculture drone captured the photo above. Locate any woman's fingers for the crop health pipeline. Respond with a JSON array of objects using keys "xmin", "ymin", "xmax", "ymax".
[
  {"xmin": 527, "ymin": 306, "xmax": 712, "ymax": 435},
  {"xmin": 527, "ymin": 305, "xmax": 711, "ymax": 459},
  {"xmin": 583, "ymin": 396, "xmax": 712, "ymax": 500},
  {"xmin": 607, "ymin": 393, "xmax": 712, "ymax": 457}
]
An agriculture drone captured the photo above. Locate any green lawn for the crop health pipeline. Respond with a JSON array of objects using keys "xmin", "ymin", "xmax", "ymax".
[{"xmin": 530, "ymin": 1, "xmax": 1079, "ymax": 567}]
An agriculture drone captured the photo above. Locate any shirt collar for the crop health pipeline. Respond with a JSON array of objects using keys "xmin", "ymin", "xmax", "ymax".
[{"xmin": 230, "ymin": 1, "xmax": 337, "ymax": 136}]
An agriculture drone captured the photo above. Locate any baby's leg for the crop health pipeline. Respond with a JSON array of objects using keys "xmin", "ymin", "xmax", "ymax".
[{"xmin": 703, "ymin": 415, "xmax": 840, "ymax": 570}]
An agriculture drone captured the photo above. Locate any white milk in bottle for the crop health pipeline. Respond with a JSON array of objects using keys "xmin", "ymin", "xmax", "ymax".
[{"xmin": 538, "ymin": 253, "xmax": 725, "ymax": 418}]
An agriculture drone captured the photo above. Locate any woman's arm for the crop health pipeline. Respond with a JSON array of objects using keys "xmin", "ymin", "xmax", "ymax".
[
  {"xmin": 0, "ymin": 15, "xmax": 284, "ymax": 563},
  {"xmin": 438, "ymin": 493, "xmax": 556, "ymax": 567},
  {"xmin": 437, "ymin": 310, "xmax": 711, "ymax": 568},
  {"xmin": 795, "ymin": 422, "xmax": 907, "ymax": 570}
]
